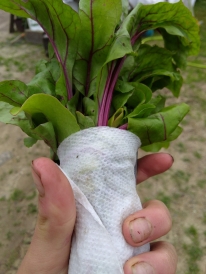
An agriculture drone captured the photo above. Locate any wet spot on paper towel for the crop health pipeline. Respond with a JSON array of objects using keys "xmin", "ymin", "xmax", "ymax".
[{"xmin": 0, "ymin": 151, "xmax": 12, "ymax": 166}]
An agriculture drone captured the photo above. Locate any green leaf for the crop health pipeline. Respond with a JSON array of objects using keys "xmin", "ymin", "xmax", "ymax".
[
  {"xmin": 167, "ymin": 126, "xmax": 183, "ymax": 142},
  {"xmin": 0, "ymin": 102, "xmax": 14, "ymax": 123},
  {"xmin": 127, "ymin": 103, "xmax": 155, "ymax": 118},
  {"xmin": 35, "ymin": 59, "xmax": 60, "ymax": 82},
  {"xmin": 108, "ymin": 108, "xmax": 124, "ymax": 127},
  {"xmin": 0, "ymin": 102, "xmax": 57, "ymax": 152},
  {"xmin": 130, "ymin": 44, "xmax": 174, "ymax": 76},
  {"xmin": 67, "ymin": 91, "xmax": 80, "ymax": 117},
  {"xmin": 104, "ymin": 30, "xmax": 133, "ymax": 65},
  {"xmin": 32, "ymin": 122, "xmax": 57, "ymax": 153},
  {"xmin": 141, "ymin": 126, "xmax": 182, "ymax": 152},
  {"xmin": 0, "ymin": 1, "xmax": 30, "ymax": 17},
  {"xmin": 121, "ymin": 45, "xmax": 183, "ymax": 96},
  {"xmin": 55, "ymin": 70, "xmax": 67, "ymax": 106},
  {"xmin": 121, "ymin": 1, "xmax": 200, "ymax": 57},
  {"xmin": 149, "ymin": 95, "xmax": 166, "ymax": 114},
  {"xmin": 13, "ymin": 94, "xmax": 80, "ymax": 144},
  {"xmin": 24, "ymin": 137, "xmax": 38, "ymax": 148},
  {"xmin": 24, "ymin": 122, "xmax": 57, "ymax": 153},
  {"xmin": 73, "ymin": 0, "xmax": 122, "ymax": 96},
  {"xmin": 141, "ymin": 141, "xmax": 170, "ymax": 152},
  {"xmin": 128, "ymin": 103, "xmax": 189, "ymax": 146},
  {"xmin": 112, "ymin": 91, "xmax": 134, "ymax": 111},
  {"xmin": 115, "ymin": 80, "xmax": 134, "ymax": 94},
  {"xmin": 121, "ymin": 0, "xmax": 129, "ymax": 21},
  {"xmin": 76, "ymin": 111, "xmax": 95, "ymax": 130},
  {"xmin": 0, "ymin": 80, "xmax": 29, "ymax": 106},
  {"xmin": 27, "ymin": 59, "xmax": 60, "ymax": 98},
  {"xmin": 112, "ymin": 82, "xmax": 152, "ymax": 111},
  {"xmin": 140, "ymin": 69, "xmax": 183, "ymax": 97},
  {"xmin": 0, "ymin": 102, "xmax": 44, "ymax": 142},
  {"xmin": 0, "ymin": 0, "xmax": 80, "ymax": 100},
  {"xmin": 83, "ymin": 97, "xmax": 97, "ymax": 121},
  {"xmin": 127, "ymin": 82, "xmax": 152, "ymax": 106}
]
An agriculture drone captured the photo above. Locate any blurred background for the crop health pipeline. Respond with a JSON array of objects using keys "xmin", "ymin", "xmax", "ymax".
[{"xmin": 0, "ymin": 0, "xmax": 205, "ymax": 273}]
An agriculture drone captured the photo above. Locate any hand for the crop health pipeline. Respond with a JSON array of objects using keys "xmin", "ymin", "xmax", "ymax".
[
  {"xmin": 17, "ymin": 153, "xmax": 177, "ymax": 274},
  {"xmin": 123, "ymin": 153, "xmax": 177, "ymax": 274}
]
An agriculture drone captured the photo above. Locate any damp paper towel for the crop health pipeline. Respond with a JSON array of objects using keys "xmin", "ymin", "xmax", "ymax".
[{"xmin": 57, "ymin": 127, "xmax": 150, "ymax": 274}]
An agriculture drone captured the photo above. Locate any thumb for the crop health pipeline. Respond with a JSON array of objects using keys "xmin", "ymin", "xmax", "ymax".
[{"xmin": 17, "ymin": 157, "xmax": 76, "ymax": 274}]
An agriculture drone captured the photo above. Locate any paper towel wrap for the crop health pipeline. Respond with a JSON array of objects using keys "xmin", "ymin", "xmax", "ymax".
[{"xmin": 57, "ymin": 127, "xmax": 150, "ymax": 274}]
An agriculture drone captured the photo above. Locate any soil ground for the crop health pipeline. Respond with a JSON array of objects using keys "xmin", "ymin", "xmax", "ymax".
[{"xmin": 0, "ymin": 2, "xmax": 206, "ymax": 273}]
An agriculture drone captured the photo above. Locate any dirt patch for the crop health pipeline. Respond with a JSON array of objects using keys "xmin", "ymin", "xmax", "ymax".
[{"xmin": 0, "ymin": 10, "xmax": 49, "ymax": 274}]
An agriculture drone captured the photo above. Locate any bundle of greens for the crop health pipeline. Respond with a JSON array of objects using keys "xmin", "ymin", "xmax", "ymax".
[
  {"xmin": 0, "ymin": 0, "xmax": 200, "ymax": 272},
  {"xmin": 0, "ymin": 0, "xmax": 199, "ymax": 159}
]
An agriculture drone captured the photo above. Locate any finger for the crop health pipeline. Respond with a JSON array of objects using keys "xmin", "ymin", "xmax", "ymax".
[
  {"xmin": 17, "ymin": 157, "xmax": 76, "ymax": 274},
  {"xmin": 122, "ymin": 200, "xmax": 172, "ymax": 247},
  {"xmin": 124, "ymin": 241, "xmax": 177, "ymax": 274},
  {"xmin": 137, "ymin": 153, "xmax": 174, "ymax": 184}
]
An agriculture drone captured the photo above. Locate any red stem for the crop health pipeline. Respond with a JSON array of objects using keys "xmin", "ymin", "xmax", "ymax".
[
  {"xmin": 102, "ymin": 57, "xmax": 126, "ymax": 126},
  {"xmin": 119, "ymin": 123, "xmax": 128, "ymax": 130}
]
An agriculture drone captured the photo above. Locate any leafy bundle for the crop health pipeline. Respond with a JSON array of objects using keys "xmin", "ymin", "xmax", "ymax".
[{"xmin": 0, "ymin": 0, "xmax": 200, "ymax": 159}]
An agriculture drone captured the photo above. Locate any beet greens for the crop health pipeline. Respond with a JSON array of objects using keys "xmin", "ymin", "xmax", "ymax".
[{"xmin": 0, "ymin": 0, "xmax": 200, "ymax": 158}]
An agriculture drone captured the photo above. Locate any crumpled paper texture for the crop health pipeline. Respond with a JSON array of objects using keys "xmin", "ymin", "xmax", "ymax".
[{"xmin": 57, "ymin": 127, "xmax": 150, "ymax": 274}]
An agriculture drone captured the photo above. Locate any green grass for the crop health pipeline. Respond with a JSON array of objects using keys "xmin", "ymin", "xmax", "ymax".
[
  {"xmin": 26, "ymin": 190, "xmax": 36, "ymax": 200},
  {"xmin": 156, "ymin": 191, "xmax": 171, "ymax": 209},
  {"xmin": 183, "ymin": 225, "xmax": 203, "ymax": 274},
  {"xmin": 5, "ymin": 248, "xmax": 19, "ymax": 270},
  {"xmin": 172, "ymin": 170, "xmax": 191, "ymax": 191},
  {"xmin": 16, "ymin": 206, "xmax": 22, "ymax": 213},
  {"xmin": 194, "ymin": 0, "xmax": 206, "ymax": 57},
  {"xmin": 6, "ymin": 231, "xmax": 13, "ymax": 241},
  {"xmin": 13, "ymin": 222, "xmax": 21, "ymax": 227},
  {"xmin": 182, "ymin": 157, "xmax": 191, "ymax": 162},
  {"xmin": 19, "ymin": 230, "xmax": 26, "ymax": 236},
  {"xmin": 193, "ymin": 151, "xmax": 202, "ymax": 159},
  {"xmin": 0, "ymin": 56, "xmax": 26, "ymax": 72},
  {"xmin": 176, "ymin": 142, "xmax": 186, "ymax": 153},
  {"xmin": 27, "ymin": 203, "xmax": 37, "ymax": 214},
  {"xmin": 197, "ymin": 179, "xmax": 206, "ymax": 188},
  {"xmin": 10, "ymin": 189, "xmax": 25, "ymax": 202}
]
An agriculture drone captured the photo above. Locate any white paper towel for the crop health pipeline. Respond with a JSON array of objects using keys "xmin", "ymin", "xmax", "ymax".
[{"xmin": 57, "ymin": 127, "xmax": 150, "ymax": 274}]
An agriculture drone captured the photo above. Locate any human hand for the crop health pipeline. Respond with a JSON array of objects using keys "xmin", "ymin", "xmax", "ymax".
[
  {"xmin": 17, "ymin": 153, "xmax": 176, "ymax": 274},
  {"xmin": 123, "ymin": 153, "xmax": 177, "ymax": 274}
]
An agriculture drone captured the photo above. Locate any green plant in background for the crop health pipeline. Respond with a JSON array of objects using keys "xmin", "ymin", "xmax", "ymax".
[
  {"xmin": 5, "ymin": 248, "xmax": 19, "ymax": 270},
  {"xmin": 27, "ymin": 203, "xmax": 37, "ymax": 215},
  {"xmin": 183, "ymin": 225, "xmax": 203, "ymax": 274},
  {"xmin": 172, "ymin": 170, "xmax": 191, "ymax": 187},
  {"xmin": 156, "ymin": 191, "xmax": 171, "ymax": 209},
  {"xmin": 26, "ymin": 190, "xmax": 36, "ymax": 200},
  {"xmin": 10, "ymin": 189, "xmax": 25, "ymax": 202},
  {"xmin": 0, "ymin": 0, "xmax": 200, "ymax": 160},
  {"xmin": 193, "ymin": 151, "xmax": 202, "ymax": 159},
  {"xmin": 6, "ymin": 231, "xmax": 13, "ymax": 240},
  {"xmin": 197, "ymin": 179, "xmax": 206, "ymax": 188}
]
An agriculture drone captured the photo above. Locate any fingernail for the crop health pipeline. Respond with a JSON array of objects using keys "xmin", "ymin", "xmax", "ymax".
[
  {"xmin": 31, "ymin": 161, "xmax": 45, "ymax": 196},
  {"xmin": 132, "ymin": 262, "xmax": 155, "ymax": 274},
  {"xmin": 129, "ymin": 218, "xmax": 152, "ymax": 243},
  {"xmin": 169, "ymin": 154, "xmax": 174, "ymax": 163}
]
